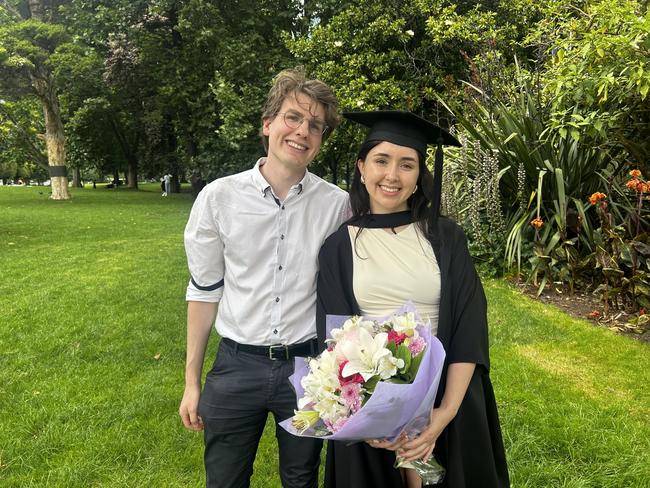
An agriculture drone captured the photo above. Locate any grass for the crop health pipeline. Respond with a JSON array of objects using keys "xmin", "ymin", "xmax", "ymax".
[{"xmin": 1, "ymin": 185, "xmax": 649, "ymax": 487}]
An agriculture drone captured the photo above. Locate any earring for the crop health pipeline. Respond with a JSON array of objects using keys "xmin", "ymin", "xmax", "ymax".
[
  {"xmin": 360, "ymin": 175, "xmax": 366, "ymax": 184},
  {"xmin": 412, "ymin": 184, "xmax": 418, "ymax": 195}
]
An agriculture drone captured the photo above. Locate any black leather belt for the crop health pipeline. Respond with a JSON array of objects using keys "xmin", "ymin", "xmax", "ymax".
[{"xmin": 222, "ymin": 337, "xmax": 318, "ymax": 360}]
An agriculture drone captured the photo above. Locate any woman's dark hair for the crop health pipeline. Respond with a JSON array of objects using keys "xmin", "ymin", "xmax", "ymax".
[{"xmin": 350, "ymin": 139, "xmax": 436, "ymax": 241}]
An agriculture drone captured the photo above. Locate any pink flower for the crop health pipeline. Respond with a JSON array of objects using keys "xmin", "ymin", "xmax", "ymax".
[
  {"xmin": 408, "ymin": 336, "xmax": 426, "ymax": 355},
  {"xmin": 338, "ymin": 360, "xmax": 364, "ymax": 385},
  {"xmin": 324, "ymin": 416, "xmax": 349, "ymax": 433},
  {"xmin": 387, "ymin": 329, "xmax": 407, "ymax": 345},
  {"xmin": 340, "ymin": 383, "xmax": 363, "ymax": 413}
]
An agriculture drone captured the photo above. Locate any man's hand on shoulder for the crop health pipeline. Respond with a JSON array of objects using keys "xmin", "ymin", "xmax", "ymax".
[{"xmin": 179, "ymin": 384, "xmax": 204, "ymax": 431}]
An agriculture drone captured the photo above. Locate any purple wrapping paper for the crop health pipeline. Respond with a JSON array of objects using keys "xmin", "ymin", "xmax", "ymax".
[{"xmin": 280, "ymin": 302, "xmax": 446, "ymax": 442}]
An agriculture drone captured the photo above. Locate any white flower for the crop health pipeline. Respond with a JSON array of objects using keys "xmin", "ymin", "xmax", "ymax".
[
  {"xmin": 406, "ymin": 30, "xmax": 415, "ymax": 36},
  {"xmin": 292, "ymin": 410, "xmax": 320, "ymax": 433},
  {"xmin": 356, "ymin": 100, "xmax": 365, "ymax": 107},
  {"xmin": 299, "ymin": 350, "xmax": 340, "ymax": 408},
  {"xmin": 390, "ymin": 312, "xmax": 418, "ymax": 337},
  {"xmin": 316, "ymin": 396, "xmax": 348, "ymax": 424},
  {"xmin": 334, "ymin": 40, "xmax": 343, "ymax": 47},
  {"xmin": 377, "ymin": 354, "xmax": 404, "ymax": 380},
  {"xmin": 340, "ymin": 328, "xmax": 395, "ymax": 381},
  {"xmin": 330, "ymin": 316, "xmax": 377, "ymax": 361}
]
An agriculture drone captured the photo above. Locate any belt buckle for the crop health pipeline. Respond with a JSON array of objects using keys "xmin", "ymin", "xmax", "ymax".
[{"xmin": 268, "ymin": 344, "xmax": 289, "ymax": 360}]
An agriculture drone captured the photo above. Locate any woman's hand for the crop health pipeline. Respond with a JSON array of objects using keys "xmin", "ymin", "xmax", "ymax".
[
  {"xmin": 398, "ymin": 407, "xmax": 454, "ymax": 462},
  {"xmin": 366, "ymin": 433, "xmax": 408, "ymax": 451}
]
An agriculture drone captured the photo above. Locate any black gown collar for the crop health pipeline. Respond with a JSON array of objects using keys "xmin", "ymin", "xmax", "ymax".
[{"xmin": 348, "ymin": 211, "xmax": 414, "ymax": 229}]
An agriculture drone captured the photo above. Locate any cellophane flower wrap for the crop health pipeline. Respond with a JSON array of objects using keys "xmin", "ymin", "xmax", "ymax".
[{"xmin": 280, "ymin": 302, "xmax": 445, "ymax": 442}]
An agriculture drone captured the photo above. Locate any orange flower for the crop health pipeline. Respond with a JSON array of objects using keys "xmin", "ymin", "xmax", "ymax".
[
  {"xmin": 589, "ymin": 192, "xmax": 607, "ymax": 205},
  {"xmin": 629, "ymin": 169, "xmax": 642, "ymax": 178},
  {"xmin": 530, "ymin": 217, "xmax": 543, "ymax": 230},
  {"xmin": 625, "ymin": 179, "xmax": 639, "ymax": 190},
  {"xmin": 638, "ymin": 182, "xmax": 649, "ymax": 193}
]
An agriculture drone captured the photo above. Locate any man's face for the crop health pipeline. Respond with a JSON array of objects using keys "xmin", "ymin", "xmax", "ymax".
[{"xmin": 262, "ymin": 92, "xmax": 326, "ymax": 173}]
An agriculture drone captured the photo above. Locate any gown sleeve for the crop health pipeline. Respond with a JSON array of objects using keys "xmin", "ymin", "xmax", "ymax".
[
  {"xmin": 316, "ymin": 227, "xmax": 358, "ymax": 352},
  {"xmin": 444, "ymin": 222, "xmax": 490, "ymax": 371}
]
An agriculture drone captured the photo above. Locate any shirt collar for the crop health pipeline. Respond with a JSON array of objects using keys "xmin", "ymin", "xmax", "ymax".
[{"xmin": 252, "ymin": 157, "xmax": 308, "ymax": 197}]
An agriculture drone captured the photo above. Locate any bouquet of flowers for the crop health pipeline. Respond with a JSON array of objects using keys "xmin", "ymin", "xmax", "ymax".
[{"xmin": 280, "ymin": 302, "xmax": 446, "ymax": 482}]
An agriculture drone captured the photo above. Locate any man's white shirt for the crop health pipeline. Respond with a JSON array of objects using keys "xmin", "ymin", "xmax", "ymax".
[{"xmin": 184, "ymin": 158, "xmax": 350, "ymax": 346}]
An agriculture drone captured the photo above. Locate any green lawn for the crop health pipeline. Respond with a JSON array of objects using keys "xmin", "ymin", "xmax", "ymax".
[{"xmin": 1, "ymin": 186, "xmax": 648, "ymax": 487}]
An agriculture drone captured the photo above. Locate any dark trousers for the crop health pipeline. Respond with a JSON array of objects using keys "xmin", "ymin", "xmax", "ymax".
[{"xmin": 199, "ymin": 340, "xmax": 323, "ymax": 488}]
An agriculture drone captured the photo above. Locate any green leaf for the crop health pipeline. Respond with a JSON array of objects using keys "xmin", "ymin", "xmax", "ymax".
[
  {"xmin": 386, "ymin": 340, "xmax": 397, "ymax": 357},
  {"xmin": 397, "ymin": 344, "xmax": 411, "ymax": 373},
  {"xmin": 409, "ymin": 349, "xmax": 425, "ymax": 377},
  {"xmin": 364, "ymin": 375, "xmax": 380, "ymax": 394}
]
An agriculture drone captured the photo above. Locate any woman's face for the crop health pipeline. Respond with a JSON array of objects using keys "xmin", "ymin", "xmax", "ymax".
[{"xmin": 358, "ymin": 141, "xmax": 420, "ymax": 214}]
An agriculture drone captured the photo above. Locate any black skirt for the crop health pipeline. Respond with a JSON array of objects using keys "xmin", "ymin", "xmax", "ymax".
[
  {"xmin": 324, "ymin": 440, "xmax": 405, "ymax": 488},
  {"xmin": 323, "ymin": 370, "xmax": 509, "ymax": 488}
]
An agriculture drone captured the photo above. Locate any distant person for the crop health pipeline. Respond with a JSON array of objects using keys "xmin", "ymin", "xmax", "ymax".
[
  {"xmin": 164, "ymin": 173, "xmax": 172, "ymax": 196},
  {"xmin": 180, "ymin": 68, "xmax": 350, "ymax": 488}
]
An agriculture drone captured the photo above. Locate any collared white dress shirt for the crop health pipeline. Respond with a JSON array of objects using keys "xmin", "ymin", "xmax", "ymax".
[{"xmin": 184, "ymin": 158, "xmax": 350, "ymax": 346}]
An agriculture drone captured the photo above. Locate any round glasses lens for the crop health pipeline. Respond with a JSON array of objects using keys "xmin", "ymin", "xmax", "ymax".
[{"xmin": 283, "ymin": 113, "xmax": 303, "ymax": 129}]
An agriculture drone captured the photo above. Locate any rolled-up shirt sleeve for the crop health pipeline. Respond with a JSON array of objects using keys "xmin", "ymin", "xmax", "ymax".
[{"xmin": 184, "ymin": 186, "xmax": 225, "ymax": 302}]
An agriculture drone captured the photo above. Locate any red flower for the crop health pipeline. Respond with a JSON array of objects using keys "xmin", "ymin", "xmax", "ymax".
[
  {"xmin": 387, "ymin": 329, "xmax": 407, "ymax": 346},
  {"xmin": 338, "ymin": 360, "xmax": 364, "ymax": 385},
  {"xmin": 530, "ymin": 217, "xmax": 544, "ymax": 230}
]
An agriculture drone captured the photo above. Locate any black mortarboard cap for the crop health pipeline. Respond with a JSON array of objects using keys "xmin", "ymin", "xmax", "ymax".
[
  {"xmin": 342, "ymin": 110, "xmax": 460, "ymax": 156},
  {"xmin": 343, "ymin": 110, "xmax": 461, "ymax": 225}
]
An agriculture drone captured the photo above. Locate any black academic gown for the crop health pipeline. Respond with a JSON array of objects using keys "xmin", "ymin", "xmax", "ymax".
[{"xmin": 316, "ymin": 214, "xmax": 509, "ymax": 488}]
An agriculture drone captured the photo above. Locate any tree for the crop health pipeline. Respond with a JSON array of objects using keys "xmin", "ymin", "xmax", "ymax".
[
  {"xmin": 534, "ymin": 0, "xmax": 650, "ymax": 172},
  {"xmin": 0, "ymin": 0, "xmax": 72, "ymax": 199},
  {"xmin": 288, "ymin": 0, "xmax": 546, "ymax": 183},
  {"xmin": 0, "ymin": 97, "xmax": 48, "ymax": 181}
]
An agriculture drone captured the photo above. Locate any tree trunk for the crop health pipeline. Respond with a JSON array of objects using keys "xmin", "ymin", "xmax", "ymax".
[
  {"xmin": 329, "ymin": 155, "xmax": 338, "ymax": 185},
  {"xmin": 109, "ymin": 116, "xmax": 139, "ymax": 189},
  {"xmin": 126, "ymin": 158, "xmax": 138, "ymax": 189},
  {"xmin": 30, "ymin": 69, "xmax": 70, "ymax": 200},
  {"xmin": 27, "ymin": 0, "xmax": 44, "ymax": 20},
  {"xmin": 345, "ymin": 157, "xmax": 351, "ymax": 190},
  {"xmin": 73, "ymin": 166, "xmax": 82, "ymax": 187},
  {"xmin": 42, "ymin": 90, "xmax": 70, "ymax": 200}
]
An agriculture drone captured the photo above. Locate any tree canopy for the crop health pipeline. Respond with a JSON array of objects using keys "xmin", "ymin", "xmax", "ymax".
[{"xmin": 0, "ymin": 0, "xmax": 648, "ymax": 186}]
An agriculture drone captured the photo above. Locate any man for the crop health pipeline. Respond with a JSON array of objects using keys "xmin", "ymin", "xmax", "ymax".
[{"xmin": 179, "ymin": 68, "xmax": 350, "ymax": 488}]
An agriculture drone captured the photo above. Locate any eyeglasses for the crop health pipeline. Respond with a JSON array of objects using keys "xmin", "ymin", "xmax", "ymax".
[{"xmin": 277, "ymin": 111, "xmax": 328, "ymax": 136}]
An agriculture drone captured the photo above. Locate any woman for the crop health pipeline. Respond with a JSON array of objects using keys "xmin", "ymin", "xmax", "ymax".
[{"xmin": 316, "ymin": 111, "xmax": 509, "ymax": 488}]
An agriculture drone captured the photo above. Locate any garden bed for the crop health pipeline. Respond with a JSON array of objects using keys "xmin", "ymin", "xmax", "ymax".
[{"xmin": 514, "ymin": 281, "xmax": 650, "ymax": 343}]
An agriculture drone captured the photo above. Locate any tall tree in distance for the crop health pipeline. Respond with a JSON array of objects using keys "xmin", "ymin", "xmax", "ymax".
[{"xmin": 0, "ymin": 0, "xmax": 71, "ymax": 199}]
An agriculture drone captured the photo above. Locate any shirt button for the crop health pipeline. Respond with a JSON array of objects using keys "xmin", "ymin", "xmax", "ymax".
[
  {"xmin": 280, "ymin": 234, "xmax": 285, "ymax": 240},
  {"xmin": 273, "ymin": 329, "xmax": 278, "ymax": 334},
  {"xmin": 275, "ymin": 297, "xmax": 280, "ymax": 302},
  {"xmin": 282, "ymin": 205, "xmax": 285, "ymax": 210},
  {"xmin": 278, "ymin": 265, "xmax": 283, "ymax": 270}
]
